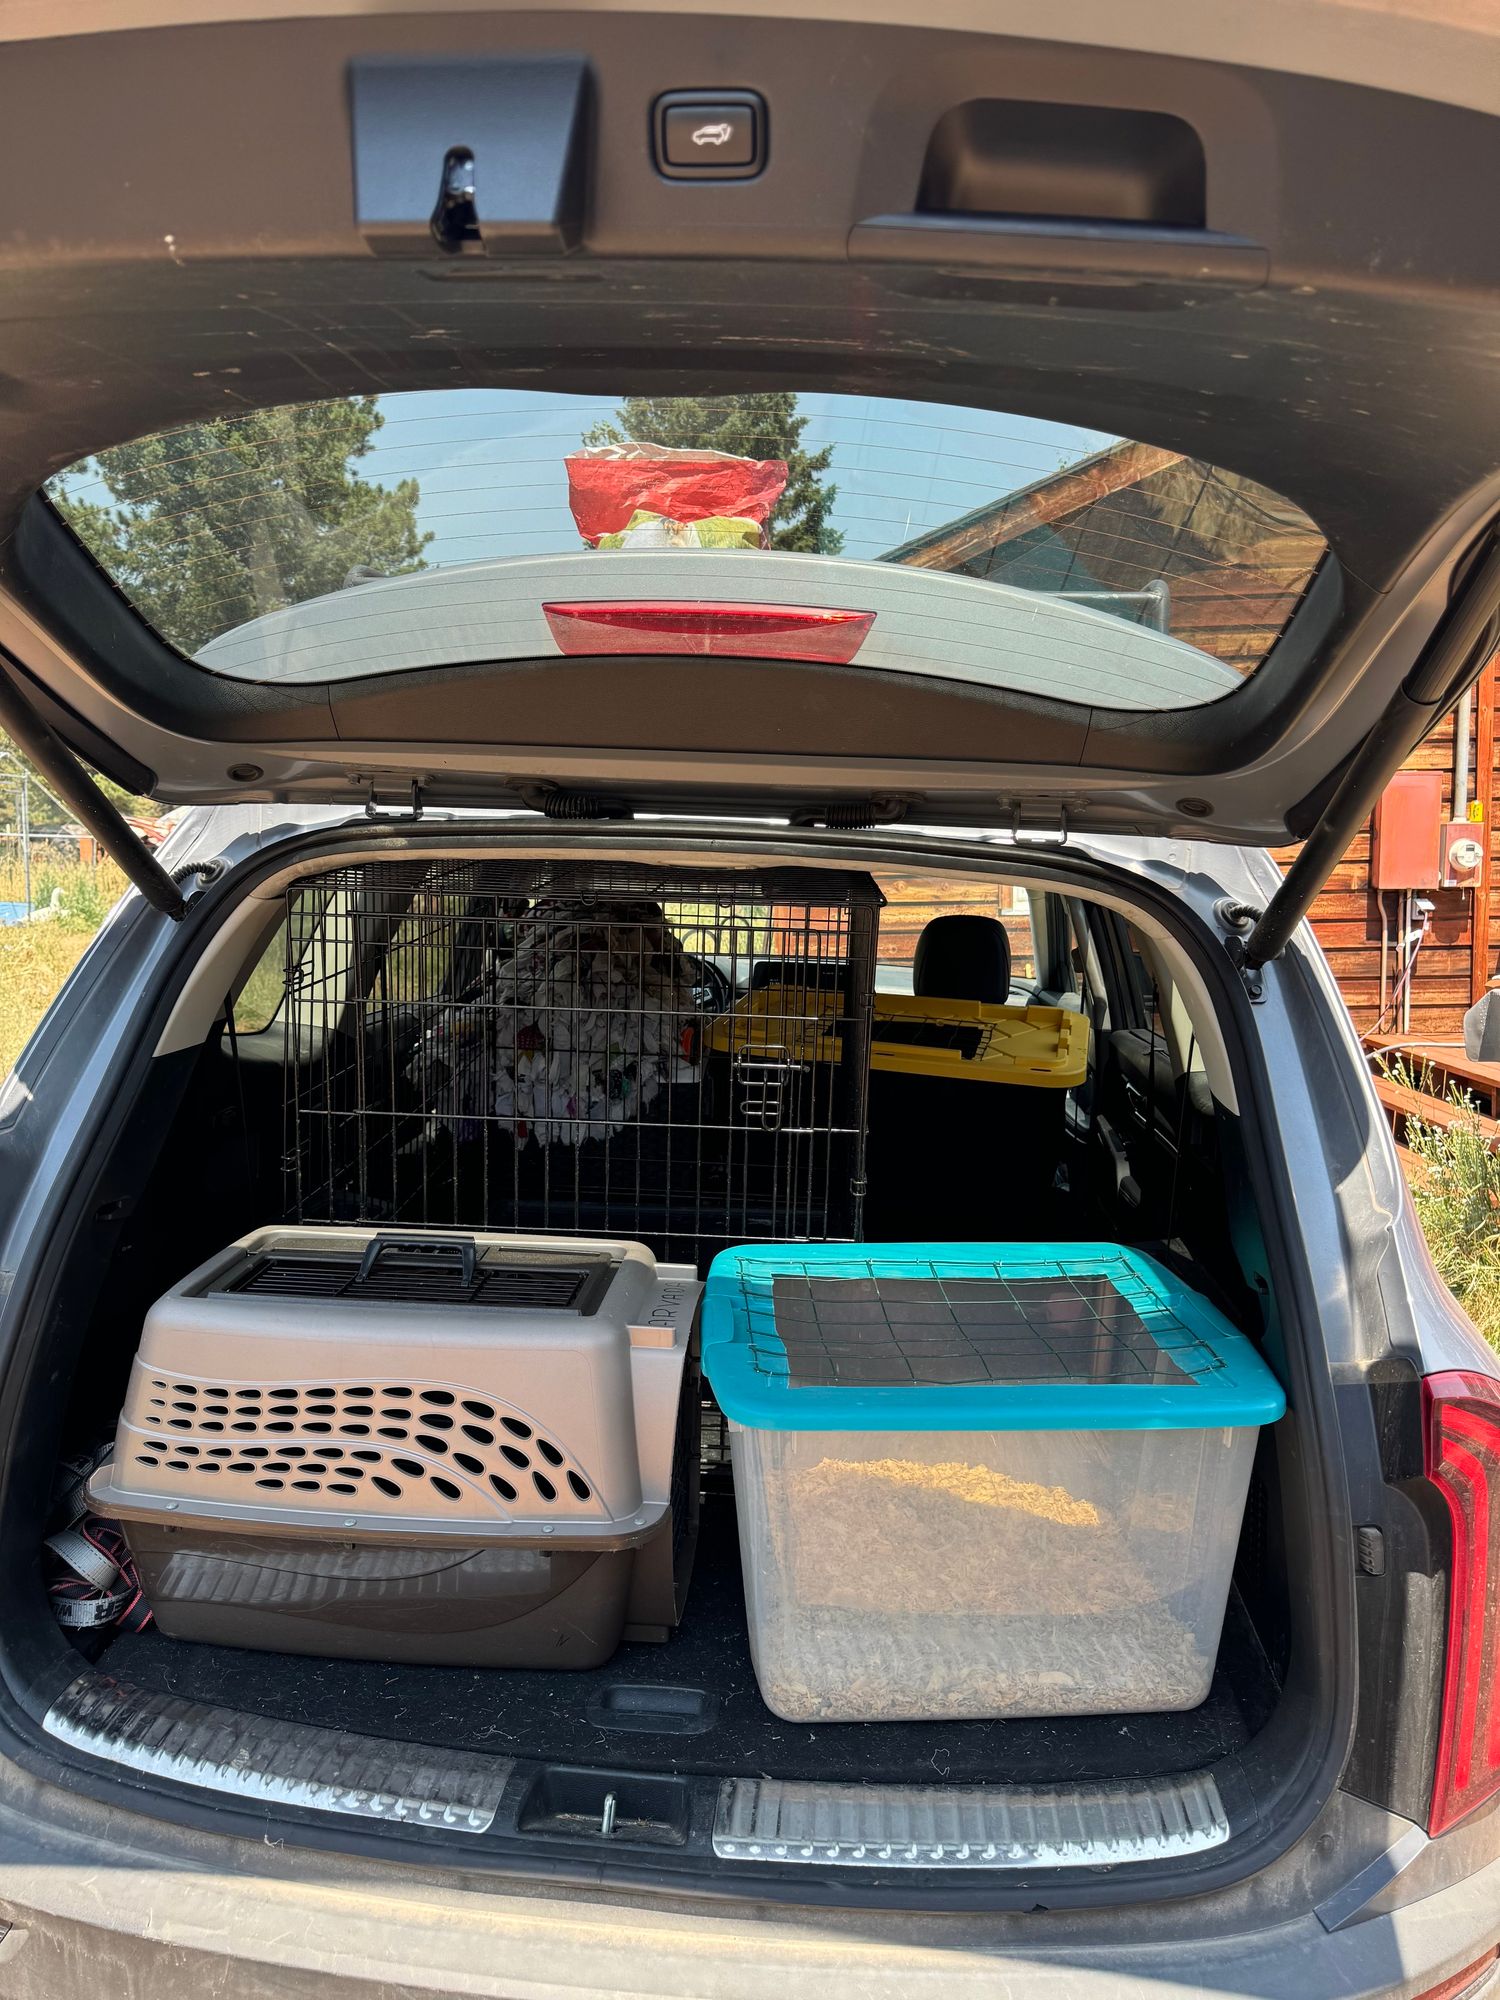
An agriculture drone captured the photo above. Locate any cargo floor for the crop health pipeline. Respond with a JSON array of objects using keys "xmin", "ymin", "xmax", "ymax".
[{"xmin": 100, "ymin": 1498, "xmax": 1278, "ymax": 1785}]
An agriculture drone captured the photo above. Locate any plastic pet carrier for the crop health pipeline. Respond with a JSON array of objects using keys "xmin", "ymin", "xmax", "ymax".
[
  {"xmin": 90, "ymin": 1226, "xmax": 702, "ymax": 1668},
  {"xmin": 273, "ymin": 860, "xmax": 880, "ymax": 1262},
  {"xmin": 702, "ymin": 1242, "xmax": 1285, "ymax": 1724}
]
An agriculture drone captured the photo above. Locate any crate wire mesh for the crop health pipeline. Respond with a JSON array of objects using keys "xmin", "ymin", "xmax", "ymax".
[{"xmin": 276, "ymin": 861, "xmax": 880, "ymax": 1262}]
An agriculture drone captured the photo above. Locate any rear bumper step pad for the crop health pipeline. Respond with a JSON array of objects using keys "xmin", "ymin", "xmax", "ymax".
[
  {"xmin": 713, "ymin": 1772, "xmax": 1230, "ymax": 1867},
  {"xmin": 45, "ymin": 1670, "xmax": 1231, "ymax": 1869},
  {"xmin": 44, "ymin": 1673, "xmax": 512, "ymax": 1832}
]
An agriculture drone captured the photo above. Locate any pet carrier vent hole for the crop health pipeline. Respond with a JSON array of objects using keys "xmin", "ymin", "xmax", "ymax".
[
  {"xmin": 431, "ymin": 1477, "xmax": 462, "ymax": 1500},
  {"xmin": 420, "ymin": 1391, "xmax": 455, "ymax": 1406},
  {"xmin": 533, "ymin": 1472, "xmax": 557, "ymax": 1502},
  {"xmin": 501, "ymin": 1445, "xmax": 529, "ymax": 1470},
  {"xmin": 135, "ymin": 1454, "xmax": 158, "ymax": 1466},
  {"xmin": 372, "ymin": 1477, "xmax": 401, "ymax": 1497},
  {"xmin": 420, "ymin": 1413, "xmax": 454, "ymax": 1431},
  {"xmin": 537, "ymin": 1440, "xmax": 564, "ymax": 1468},
  {"xmin": 462, "ymin": 1425, "xmax": 494, "ymax": 1446},
  {"xmin": 415, "ymin": 1434, "xmax": 449, "ymax": 1454},
  {"xmin": 328, "ymin": 1483, "xmax": 357, "ymax": 1495},
  {"xmin": 501, "ymin": 1418, "xmax": 532, "ymax": 1440},
  {"xmin": 254, "ymin": 1478, "xmax": 284, "ymax": 1490},
  {"xmin": 463, "ymin": 1399, "xmax": 495, "ymax": 1420},
  {"xmin": 490, "ymin": 1474, "xmax": 517, "ymax": 1503},
  {"xmin": 567, "ymin": 1472, "xmax": 592, "ymax": 1501},
  {"xmin": 454, "ymin": 1452, "xmax": 484, "ymax": 1475},
  {"xmin": 391, "ymin": 1458, "xmax": 423, "ymax": 1478}
]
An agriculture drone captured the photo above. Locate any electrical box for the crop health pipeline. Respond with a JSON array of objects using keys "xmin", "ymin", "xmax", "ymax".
[
  {"xmin": 1442, "ymin": 818, "xmax": 1486, "ymax": 890},
  {"xmin": 1371, "ymin": 772, "xmax": 1444, "ymax": 890}
]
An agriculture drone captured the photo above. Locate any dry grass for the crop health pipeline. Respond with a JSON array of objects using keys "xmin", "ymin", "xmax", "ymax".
[
  {"xmin": 0, "ymin": 926, "xmax": 95, "ymax": 1073},
  {"xmin": 0, "ymin": 856, "xmax": 129, "ymax": 1074},
  {"xmin": 1386, "ymin": 1058, "xmax": 1500, "ymax": 1352}
]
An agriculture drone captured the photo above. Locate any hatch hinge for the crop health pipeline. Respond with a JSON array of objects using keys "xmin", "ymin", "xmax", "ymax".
[
  {"xmin": 363, "ymin": 779, "xmax": 426, "ymax": 821},
  {"xmin": 1011, "ymin": 804, "xmax": 1069, "ymax": 848},
  {"xmin": 0, "ymin": 659, "xmax": 189, "ymax": 921}
]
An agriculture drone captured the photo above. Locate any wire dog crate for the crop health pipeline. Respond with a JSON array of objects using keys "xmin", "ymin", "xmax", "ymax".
[{"xmin": 275, "ymin": 861, "xmax": 881, "ymax": 1262}]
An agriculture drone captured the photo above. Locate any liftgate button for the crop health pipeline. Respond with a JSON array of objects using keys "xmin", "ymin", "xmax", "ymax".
[{"xmin": 656, "ymin": 93, "xmax": 764, "ymax": 177}]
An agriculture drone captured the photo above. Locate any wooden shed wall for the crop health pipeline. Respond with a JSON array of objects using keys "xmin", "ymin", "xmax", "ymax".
[{"xmin": 1291, "ymin": 656, "xmax": 1499, "ymax": 1038}]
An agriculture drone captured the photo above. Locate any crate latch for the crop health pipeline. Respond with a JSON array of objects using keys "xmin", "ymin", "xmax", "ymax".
[{"xmin": 734, "ymin": 1053, "xmax": 802, "ymax": 1131}]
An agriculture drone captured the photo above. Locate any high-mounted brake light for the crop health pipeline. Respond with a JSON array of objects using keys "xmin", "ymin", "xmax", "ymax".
[
  {"xmin": 1424, "ymin": 1370, "xmax": 1500, "ymax": 1836},
  {"xmin": 542, "ymin": 601, "xmax": 875, "ymax": 664}
]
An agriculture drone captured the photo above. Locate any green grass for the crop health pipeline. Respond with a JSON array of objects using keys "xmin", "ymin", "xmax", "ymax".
[{"xmin": 1384, "ymin": 1057, "xmax": 1500, "ymax": 1351}]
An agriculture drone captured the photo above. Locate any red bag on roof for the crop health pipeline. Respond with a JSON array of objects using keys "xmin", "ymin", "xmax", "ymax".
[{"xmin": 565, "ymin": 442, "xmax": 788, "ymax": 546}]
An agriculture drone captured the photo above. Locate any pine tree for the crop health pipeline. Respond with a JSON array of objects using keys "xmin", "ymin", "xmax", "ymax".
[
  {"xmin": 51, "ymin": 397, "xmax": 430, "ymax": 656},
  {"xmin": 580, "ymin": 394, "xmax": 842, "ymax": 554}
]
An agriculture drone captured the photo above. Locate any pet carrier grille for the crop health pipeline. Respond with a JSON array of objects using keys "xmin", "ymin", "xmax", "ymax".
[
  {"xmin": 272, "ymin": 860, "xmax": 880, "ymax": 1261},
  {"xmin": 95, "ymin": 1227, "xmax": 700, "ymax": 1535}
]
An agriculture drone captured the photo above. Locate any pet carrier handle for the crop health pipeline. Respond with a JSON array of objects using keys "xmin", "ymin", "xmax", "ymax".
[{"xmin": 357, "ymin": 1233, "xmax": 479, "ymax": 1287}]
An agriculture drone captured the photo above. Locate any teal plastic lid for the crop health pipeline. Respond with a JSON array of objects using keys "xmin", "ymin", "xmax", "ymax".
[{"xmin": 701, "ymin": 1242, "xmax": 1286, "ymax": 1434}]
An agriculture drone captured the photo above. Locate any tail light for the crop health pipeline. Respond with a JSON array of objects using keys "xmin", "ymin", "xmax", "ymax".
[
  {"xmin": 1424, "ymin": 1370, "xmax": 1500, "ymax": 1835},
  {"xmin": 542, "ymin": 601, "xmax": 875, "ymax": 664}
]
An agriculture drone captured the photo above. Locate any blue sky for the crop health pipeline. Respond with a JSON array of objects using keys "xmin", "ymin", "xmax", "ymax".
[{"xmin": 348, "ymin": 389, "xmax": 1118, "ymax": 568}]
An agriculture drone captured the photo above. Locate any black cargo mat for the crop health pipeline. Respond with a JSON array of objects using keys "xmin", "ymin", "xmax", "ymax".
[{"xmin": 101, "ymin": 1499, "xmax": 1276, "ymax": 1785}]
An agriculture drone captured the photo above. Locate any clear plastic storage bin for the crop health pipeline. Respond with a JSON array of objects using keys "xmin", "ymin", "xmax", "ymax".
[{"xmin": 702, "ymin": 1244, "xmax": 1286, "ymax": 1723}]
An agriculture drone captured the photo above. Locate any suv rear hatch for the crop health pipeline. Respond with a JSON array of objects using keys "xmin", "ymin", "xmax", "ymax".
[{"xmin": 0, "ymin": 0, "xmax": 1494, "ymax": 1921}]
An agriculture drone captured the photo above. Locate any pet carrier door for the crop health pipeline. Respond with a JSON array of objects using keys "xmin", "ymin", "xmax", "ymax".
[{"xmin": 273, "ymin": 861, "xmax": 880, "ymax": 1261}]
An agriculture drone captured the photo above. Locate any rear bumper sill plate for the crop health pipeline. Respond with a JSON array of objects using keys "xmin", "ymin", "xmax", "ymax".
[
  {"xmin": 713, "ymin": 1773, "xmax": 1230, "ymax": 1867},
  {"xmin": 44, "ymin": 1673, "xmax": 512, "ymax": 1832}
]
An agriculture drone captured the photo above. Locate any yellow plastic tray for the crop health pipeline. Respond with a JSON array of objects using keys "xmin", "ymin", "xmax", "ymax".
[
  {"xmin": 869, "ymin": 992, "xmax": 1089, "ymax": 1089},
  {"xmin": 704, "ymin": 987, "xmax": 1089, "ymax": 1088},
  {"xmin": 703, "ymin": 986, "xmax": 844, "ymax": 1066}
]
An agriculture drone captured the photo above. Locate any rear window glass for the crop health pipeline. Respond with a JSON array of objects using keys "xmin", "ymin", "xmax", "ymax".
[{"xmin": 45, "ymin": 389, "xmax": 1325, "ymax": 711}]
